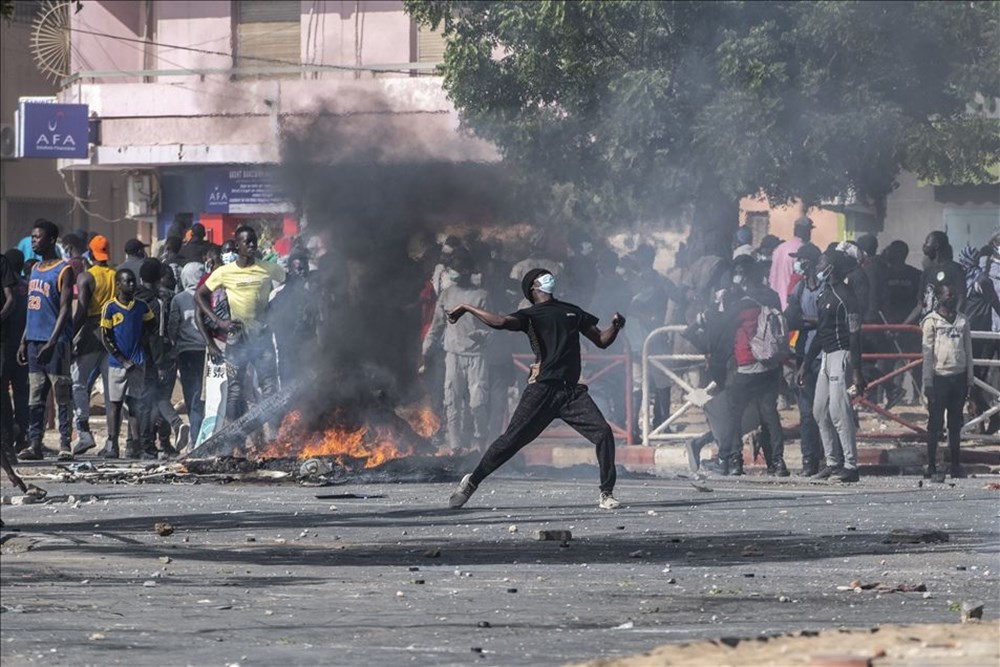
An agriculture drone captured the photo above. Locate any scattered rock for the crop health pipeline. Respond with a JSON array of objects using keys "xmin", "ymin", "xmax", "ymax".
[
  {"xmin": 423, "ymin": 548, "xmax": 441, "ymax": 558},
  {"xmin": 741, "ymin": 544, "xmax": 764, "ymax": 557},
  {"xmin": 535, "ymin": 530, "xmax": 572, "ymax": 542},
  {"xmin": 154, "ymin": 522, "xmax": 174, "ymax": 537},
  {"xmin": 477, "ymin": 621, "xmax": 491, "ymax": 628},
  {"xmin": 961, "ymin": 601, "xmax": 984, "ymax": 623},
  {"xmin": 508, "ymin": 525, "xmax": 518, "ymax": 533},
  {"xmin": 142, "ymin": 580, "xmax": 157, "ymax": 587},
  {"xmin": 10, "ymin": 495, "xmax": 38, "ymax": 506},
  {"xmin": 408, "ymin": 566, "xmax": 420, "ymax": 572},
  {"xmin": 719, "ymin": 637, "xmax": 741, "ymax": 647},
  {"xmin": 666, "ymin": 578, "xmax": 677, "ymax": 584},
  {"xmin": 612, "ymin": 621, "xmax": 634, "ymax": 630},
  {"xmin": 506, "ymin": 588, "xmax": 518, "ymax": 593},
  {"xmin": 412, "ymin": 579, "xmax": 425, "ymax": 585},
  {"xmin": 88, "ymin": 633, "xmax": 106, "ymax": 641},
  {"xmin": 159, "ymin": 556, "xmax": 172, "ymax": 564},
  {"xmin": 628, "ymin": 550, "xmax": 647, "ymax": 558},
  {"xmin": 884, "ymin": 529, "xmax": 948, "ymax": 544}
]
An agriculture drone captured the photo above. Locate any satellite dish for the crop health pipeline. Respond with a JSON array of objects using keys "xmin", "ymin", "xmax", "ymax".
[{"xmin": 31, "ymin": 1, "xmax": 72, "ymax": 84}]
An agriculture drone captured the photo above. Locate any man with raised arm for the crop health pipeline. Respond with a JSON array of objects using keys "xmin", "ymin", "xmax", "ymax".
[{"xmin": 447, "ymin": 268, "xmax": 626, "ymax": 510}]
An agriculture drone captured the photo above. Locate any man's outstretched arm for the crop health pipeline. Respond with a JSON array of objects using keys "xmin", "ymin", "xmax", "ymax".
[
  {"xmin": 583, "ymin": 313, "xmax": 626, "ymax": 350},
  {"xmin": 448, "ymin": 304, "xmax": 523, "ymax": 331}
]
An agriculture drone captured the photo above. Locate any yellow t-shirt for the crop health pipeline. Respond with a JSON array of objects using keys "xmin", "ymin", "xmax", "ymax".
[
  {"xmin": 203, "ymin": 260, "xmax": 285, "ymax": 326},
  {"xmin": 87, "ymin": 264, "xmax": 117, "ymax": 317}
]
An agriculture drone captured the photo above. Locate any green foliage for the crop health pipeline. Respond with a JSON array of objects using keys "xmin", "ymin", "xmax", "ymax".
[{"xmin": 406, "ymin": 0, "xmax": 1000, "ymax": 229}]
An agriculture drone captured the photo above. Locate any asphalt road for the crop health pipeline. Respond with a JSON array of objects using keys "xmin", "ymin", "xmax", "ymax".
[{"xmin": 2, "ymin": 471, "xmax": 998, "ymax": 666}]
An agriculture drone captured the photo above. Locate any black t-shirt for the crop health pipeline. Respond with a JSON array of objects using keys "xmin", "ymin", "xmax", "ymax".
[
  {"xmin": 881, "ymin": 263, "xmax": 922, "ymax": 323},
  {"xmin": 0, "ymin": 254, "xmax": 18, "ymax": 375},
  {"xmin": 918, "ymin": 261, "xmax": 965, "ymax": 317},
  {"xmin": 816, "ymin": 283, "xmax": 861, "ymax": 354},
  {"xmin": 511, "ymin": 299, "xmax": 599, "ymax": 385}
]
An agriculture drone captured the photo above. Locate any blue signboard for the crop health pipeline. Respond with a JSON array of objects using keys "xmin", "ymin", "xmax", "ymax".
[
  {"xmin": 20, "ymin": 102, "xmax": 89, "ymax": 159},
  {"xmin": 203, "ymin": 167, "xmax": 291, "ymax": 214}
]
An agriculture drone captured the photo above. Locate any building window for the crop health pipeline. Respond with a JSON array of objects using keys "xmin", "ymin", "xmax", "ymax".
[
  {"xmin": 234, "ymin": 0, "xmax": 301, "ymax": 78},
  {"xmin": 11, "ymin": 0, "xmax": 46, "ymax": 24},
  {"xmin": 416, "ymin": 23, "xmax": 446, "ymax": 63}
]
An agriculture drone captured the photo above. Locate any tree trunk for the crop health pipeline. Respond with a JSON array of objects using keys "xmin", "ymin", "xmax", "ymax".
[{"xmin": 686, "ymin": 192, "xmax": 738, "ymax": 262}]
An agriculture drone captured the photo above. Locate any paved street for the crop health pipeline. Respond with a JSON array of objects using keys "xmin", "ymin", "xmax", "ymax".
[{"xmin": 2, "ymin": 470, "xmax": 998, "ymax": 666}]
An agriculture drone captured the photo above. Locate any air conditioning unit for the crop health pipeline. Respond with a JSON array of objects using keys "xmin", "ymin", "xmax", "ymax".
[
  {"xmin": 0, "ymin": 124, "xmax": 17, "ymax": 159},
  {"xmin": 126, "ymin": 173, "xmax": 158, "ymax": 218}
]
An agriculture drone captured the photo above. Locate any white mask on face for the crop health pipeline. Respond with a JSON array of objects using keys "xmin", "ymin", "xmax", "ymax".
[
  {"xmin": 221, "ymin": 251, "xmax": 238, "ymax": 265},
  {"xmin": 793, "ymin": 260, "xmax": 805, "ymax": 276},
  {"xmin": 732, "ymin": 273, "xmax": 744, "ymax": 286},
  {"xmin": 446, "ymin": 268, "xmax": 460, "ymax": 283},
  {"xmin": 536, "ymin": 273, "xmax": 556, "ymax": 294}
]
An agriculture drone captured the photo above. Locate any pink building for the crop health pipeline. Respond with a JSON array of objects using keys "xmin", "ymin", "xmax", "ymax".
[{"xmin": 53, "ymin": 0, "xmax": 494, "ymax": 246}]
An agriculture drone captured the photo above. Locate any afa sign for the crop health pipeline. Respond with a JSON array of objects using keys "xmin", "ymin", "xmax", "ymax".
[
  {"xmin": 19, "ymin": 101, "xmax": 89, "ymax": 159},
  {"xmin": 203, "ymin": 167, "xmax": 291, "ymax": 214}
]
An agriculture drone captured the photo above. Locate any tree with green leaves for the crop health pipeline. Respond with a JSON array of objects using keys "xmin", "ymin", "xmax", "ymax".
[{"xmin": 407, "ymin": 0, "xmax": 1000, "ymax": 255}]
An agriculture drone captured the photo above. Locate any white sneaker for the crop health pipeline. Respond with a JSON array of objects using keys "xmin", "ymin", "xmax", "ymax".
[
  {"xmin": 449, "ymin": 474, "xmax": 477, "ymax": 509},
  {"xmin": 598, "ymin": 492, "xmax": 621, "ymax": 510},
  {"xmin": 175, "ymin": 423, "xmax": 190, "ymax": 453}
]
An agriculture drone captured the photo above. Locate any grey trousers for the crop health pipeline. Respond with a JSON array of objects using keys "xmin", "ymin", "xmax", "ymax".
[
  {"xmin": 71, "ymin": 349, "xmax": 109, "ymax": 431},
  {"xmin": 814, "ymin": 349, "xmax": 858, "ymax": 470},
  {"xmin": 443, "ymin": 352, "xmax": 489, "ymax": 450}
]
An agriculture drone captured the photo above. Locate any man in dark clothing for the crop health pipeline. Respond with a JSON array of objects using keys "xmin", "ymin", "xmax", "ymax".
[
  {"xmin": 119, "ymin": 239, "xmax": 149, "ymax": 279},
  {"xmin": 447, "ymin": 268, "xmax": 627, "ymax": 510},
  {"xmin": 179, "ymin": 223, "xmax": 217, "ymax": 265},
  {"xmin": 905, "ymin": 231, "xmax": 966, "ymax": 324},
  {"xmin": 879, "ymin": 240, "xmax": 922, "ymax": 406},
  {"xmin": 0, "ymin": 250, "xmax": 30, "ymax": 493},
  {"xmin": 3, "ymin": 250, "xmax": 30, "ymax": 452},
  {"xmin": 268, "ymin": 253, "xmax": 318, "ymax": 387},
  {"xmin": 720, "ymin": 257, "xmax": 788, "ymax": 476},
  {"xmin": 798, "ymin": 250, "xmax": 865, "ymax": 483},
  {"xmin": 161, "ymin": 236, "xmax": 186, "ymax": 292}
]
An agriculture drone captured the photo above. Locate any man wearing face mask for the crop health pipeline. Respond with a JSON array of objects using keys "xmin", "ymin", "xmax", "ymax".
[
  {"xmin": 196, "ymin": 226, "xmax": 285, "ymax": 429},
  {"xmin": 905, "ymin": 231, "xmax": 966, "ymax": 325},
  {"xmin": 798, "ymin": 250, "xmax": 865, "ymax": 483},
  {"xmin": 447, "ymin": 268, "xmax": 626, "ymax": 510},
  {"xmin": 421, "ymin": 251, "xmax": 491, "ymax": 452},
  {"xmin": 784, "ymin": 243, "xmax": 824, "ymax": 475}
]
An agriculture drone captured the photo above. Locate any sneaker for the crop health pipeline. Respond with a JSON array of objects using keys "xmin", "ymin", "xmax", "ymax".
[
  {"xmin": 100, "ymin": 441, "xmax": 120, "ymax": 459},
  {"xmin": 158, "ymin": 443, "xmax": 179, "ymax": 460},
  {"xmin": 175, "ymin": 423, "xmax": 190, "ymax": 452},
  {"xmin": 139, "ymin": 447, "xmax": 159, "ymax": 461},
  {"xmin": 18, "ymin": 442, "xmax": 44, "ymax": 461},
  {"xmin": 835, "ymin": 467, "xmax": 860, "ymax": 483},
  {"xmin": 701, "ymin": 458, "xmax": 729, "ymax": 476},
  {"xmin": 950, "ymin": 465, "xmax": 967, "ymax": 479},
  {"xmin": 449, "ymin": 474, "xmax": 477, "ymax": 509},
  {"xmin": 72, "ymin": 430, "xmax": 97, "ymax": 456},
  {"xmin": 923, "ymin": 465, "xmax": 937, "ymax": 479},
  {"xmin": 812, "ymin": 465, "xmax": 842, "ymax": 480},
  {"xmin": 773, "ymin": 459, "xmax": 790, "ymax": 477},
  {"xmin": 57, "ymin": 447, "xmax": 74, "ymax": 462},
  {"xmin": 598, "ymin": 492, "xmax": 621, "ymax": 510}
]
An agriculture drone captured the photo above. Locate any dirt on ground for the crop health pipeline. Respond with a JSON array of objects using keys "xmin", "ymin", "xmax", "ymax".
[{"xmin": 578, "ymin": 621, "xmax": 999, "ymax": 666}]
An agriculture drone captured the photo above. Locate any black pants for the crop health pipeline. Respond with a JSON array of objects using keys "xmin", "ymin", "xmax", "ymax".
[
  {"xmin": 470, "ymin": 381, "xmax": 617, "ymax": 493},
  {"xmin": 927, "ymin": 373, "xmax": 967, "ymax": 470},
  {"xmin": 723, "ymin": 369, "xmax": 784, "ymax": 465},
  {"xmin": 797, "ymin": 358, "xmax": 823, "ymax": 469},
  {"xmin": 177, "ymin": 351, "xmax": 205, "ymax": 440}
]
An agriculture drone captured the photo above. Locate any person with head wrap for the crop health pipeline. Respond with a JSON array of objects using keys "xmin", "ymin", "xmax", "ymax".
[
  {"xmin": 797, "ymin": 249, "xmax": 865, "ymax": 483},
  {"xmin": 168, "ymin": 262, "xmax": 207, "ymax": 445},
  {"xmin": 421, "ymin": 250, "xmax": 492, "ymax": 453},
  {"xmin": 447, "ymin": 267, "xmax": 627, "ymax": 510}
]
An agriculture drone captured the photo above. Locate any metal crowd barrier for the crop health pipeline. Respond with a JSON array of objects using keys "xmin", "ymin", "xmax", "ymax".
[{"xmin": 640, "ymin": 324, "xmax": 1000, "ymax": 446}]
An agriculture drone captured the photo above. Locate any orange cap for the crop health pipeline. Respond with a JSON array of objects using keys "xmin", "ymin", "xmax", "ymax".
[{"xmin": 88, "ymin": 234, "xmax": 110, "ymax": 261}]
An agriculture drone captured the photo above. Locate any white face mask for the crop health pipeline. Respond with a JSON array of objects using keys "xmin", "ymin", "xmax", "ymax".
[
  {"xmin": 221, "ymin": 251, "xmax": 238, "ymax": 265},
  {"xmin": 445, "ymin": 269, "xmax": 460, "ymax": 283},
  {"xmin": 732, "ymin": 273, "xmax": 744, "ymax": 286},
  {"xmin": 793, "ymin": 260, "xmax": 805, "ymax": 276}
]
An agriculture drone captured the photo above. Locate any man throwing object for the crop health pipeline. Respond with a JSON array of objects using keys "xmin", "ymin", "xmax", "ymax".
[{"xmin": 447, "ymin": 268, "xmax": 626, "ymax": 510}]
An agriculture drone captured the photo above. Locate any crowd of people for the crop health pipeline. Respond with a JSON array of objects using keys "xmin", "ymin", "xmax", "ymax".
[{"xmin": 1, "ymin": 216, "xmax": 998, "ymax": 493}]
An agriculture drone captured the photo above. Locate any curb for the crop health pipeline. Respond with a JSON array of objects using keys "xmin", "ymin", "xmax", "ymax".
[{"xmin": 521, "ymin": 441, "xmax": 1000, "ymax": 477}]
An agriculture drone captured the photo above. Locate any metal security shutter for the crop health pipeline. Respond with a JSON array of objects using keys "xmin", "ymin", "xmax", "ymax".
[
  {"xmin": 235, "ymin": 0, "xmax": 301, "ymax": 74},
  {"xmin": 417, "ymin": 24, "xmax": 446, "ymax": 63}
]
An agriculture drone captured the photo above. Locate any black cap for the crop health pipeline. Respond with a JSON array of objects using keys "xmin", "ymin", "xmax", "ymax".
[
  {"xmin": 794, "ymin": 216, "xmax": 815, "ymax": 230},
  {"xmin": 124, "ymin": 239, "xmax": 149, "ymax": 256},
  {"xmin": 790, "ymin": 242, "xmax": 821, "ymax": 263}
]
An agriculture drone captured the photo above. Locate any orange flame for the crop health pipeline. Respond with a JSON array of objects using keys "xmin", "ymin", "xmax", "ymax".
[
  {"xmin": 256, "ymin": 409, "xmax": 430, "ymax": 468},
  {"xmin": 405, "ymin": 405, "xmax": 441, "ymax": 439}
]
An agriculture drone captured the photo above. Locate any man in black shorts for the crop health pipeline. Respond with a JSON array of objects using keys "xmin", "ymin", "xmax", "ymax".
[{"xmin": 447, "ymin": 268, "xmax": 627, "ymax": 510}]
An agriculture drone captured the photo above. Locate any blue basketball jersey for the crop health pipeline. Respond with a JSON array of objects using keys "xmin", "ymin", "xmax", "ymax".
[{"xmin": 25, "ymin": 260, "xmax": 72, "ymax": 343}]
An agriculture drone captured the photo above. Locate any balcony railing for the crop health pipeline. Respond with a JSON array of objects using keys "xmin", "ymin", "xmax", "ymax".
[{"xmin": 61, "ymin": 62, "xmax": 443, "ymax": 88}]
